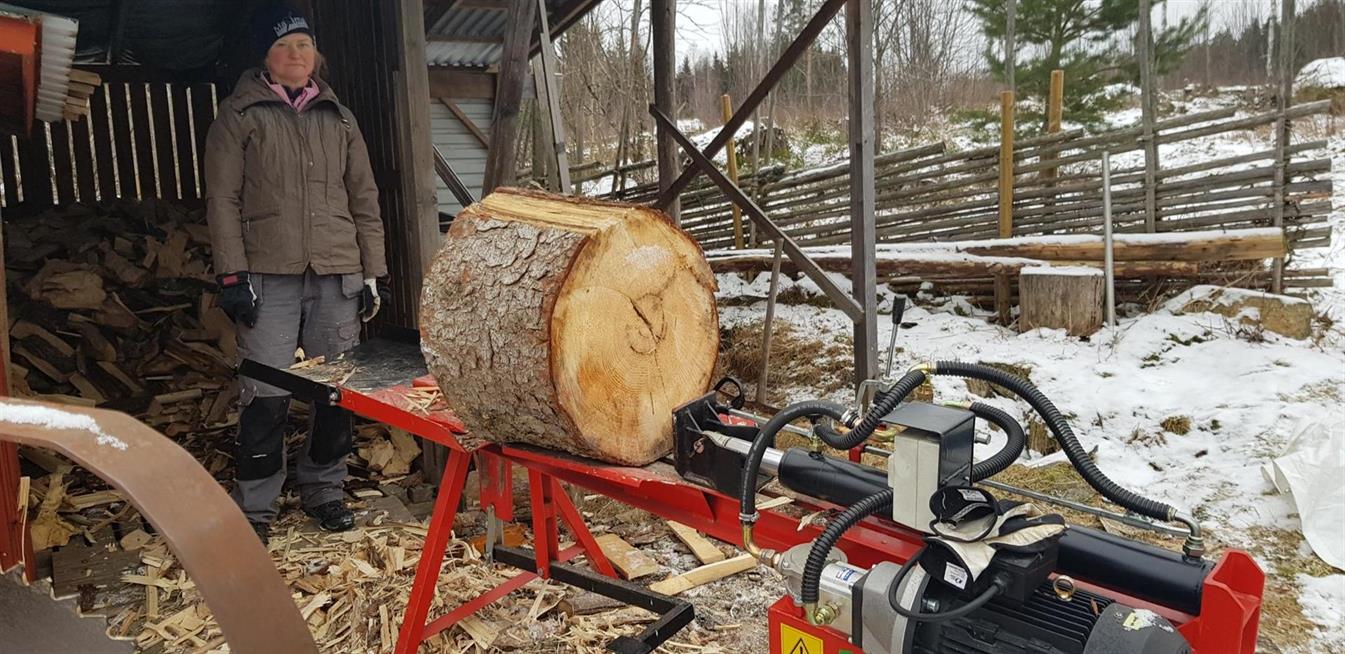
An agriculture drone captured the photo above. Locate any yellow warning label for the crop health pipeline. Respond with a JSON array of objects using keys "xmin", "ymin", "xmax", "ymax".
[{"xmin": 780, "ymin": 623, "xmax": 825, "ymax": 654}]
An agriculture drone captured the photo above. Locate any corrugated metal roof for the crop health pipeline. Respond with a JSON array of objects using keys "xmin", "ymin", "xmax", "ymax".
[{"xmin": 424, "ymin": 0, "xmax": 591, "ymax": 69}]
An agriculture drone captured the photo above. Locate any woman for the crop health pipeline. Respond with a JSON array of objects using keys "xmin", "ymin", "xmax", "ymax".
[{"xmin": 205, "ymin": 3, "xmax": 388, "ymax": 542}]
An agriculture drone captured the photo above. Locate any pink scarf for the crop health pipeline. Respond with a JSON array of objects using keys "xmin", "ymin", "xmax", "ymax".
[{"xmin": 266, "ymin": 77, "xmax": 320, "ymax": 112}]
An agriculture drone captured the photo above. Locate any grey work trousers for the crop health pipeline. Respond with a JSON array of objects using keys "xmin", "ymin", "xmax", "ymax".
[{"xmin": 231, "ymin": 269, "xmax": 363, "ymax": 524}]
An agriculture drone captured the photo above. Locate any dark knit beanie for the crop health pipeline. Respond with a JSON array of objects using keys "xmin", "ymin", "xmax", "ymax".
[{"xmin": 250, "ymin": 2, "xmax": 314, "ymax": 60}]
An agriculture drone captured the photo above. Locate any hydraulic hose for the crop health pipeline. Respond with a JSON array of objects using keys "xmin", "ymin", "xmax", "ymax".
[
  {"xmin": 888, "ymin": 549, "xmax": 1005, "ymax": 623},
  {"xmin": 815, "ymin": 370, "xmax": 928, "ymax": 450},
  {"xmin": 739, "ymin": 400, "xmax": 847, "ymax": 557},
  {"xmin": 932, "ymin": 361, "xmax": 1176, "ymax": 524},
  {"xmin": 800, "ymin": 488, "xmax": 893, "ymax": 619},
  {"xmin": 965, "ymin": 401, "xmax": 1026, "ymax": 481}
]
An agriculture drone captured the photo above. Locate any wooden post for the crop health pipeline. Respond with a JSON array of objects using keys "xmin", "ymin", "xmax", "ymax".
[
  {"xmin": 651, "ymin": 0, "xmax": 680, "ymax": 224},
  {"xmin": 722, "ymin": 94, "xmax": 745, "ymax": 250},
  {"xmin": 535, "ymin": 0, "xmax": 571, "ymax": 193},
  {"xmin": 1273, "ymin": 0, "xmax": 1295, "ymax": 293},
  {"xmin": 1102, "ymin": 151, "xmax": 1116, "ymax": 328},
  {"xmin": 0, "ymin": 201, "xmax": 32, "ymax": 581},
  {"xmin": 529, "ymin": 83, "xmax": 552, "ymax": 188},
  {"xmin": 482, "ymin": 0, "xmax": 538, "ymax": 193},
  {"xmin": 1047, "ymin": 69, "xmax": 1064, "ymax": 135},
  {"xmin": 995, "ymin": 90, "xmax": 1015, "ymax": 324},
  {"xmin": 1044, "ymin": 69, "xmax": 1064, "ymax": 180},
  {"xmin": 1139, "ymin": 0, "xmax": 1158, "ymax": 233},
  {"xmin": 758, "ymin": 241, "xmax": 784, "ymax": 403},
  {"xmin": 847, "ymin": 0, "xmax": 879, "ymax": 385},
  {"xmin": 1004, "ymin": 0, "xmax": 1016, "ymax": 91}
]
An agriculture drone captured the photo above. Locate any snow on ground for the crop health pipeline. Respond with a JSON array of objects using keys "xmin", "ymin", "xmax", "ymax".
[
  {"xmin": 1296, "ymin": 57, "xmax": 1345, "ymax": 91},
  {"xmin": 709, "ymin": 91, "xmax": 1345, "ymax": 651}
]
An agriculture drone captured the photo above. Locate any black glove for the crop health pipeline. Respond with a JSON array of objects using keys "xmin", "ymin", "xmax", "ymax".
[
  {"xmin": 217, "ymin": 271, "xmax": 259, "ymax": 328},
  {"xmin": 360, "ymin": 277, "xmax": 391, "ymax": 323}
]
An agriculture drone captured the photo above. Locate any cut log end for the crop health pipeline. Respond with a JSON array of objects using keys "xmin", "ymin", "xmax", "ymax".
[{"xmin": 421, "ymin": 189, "xmax": 718, "ymax": 465}]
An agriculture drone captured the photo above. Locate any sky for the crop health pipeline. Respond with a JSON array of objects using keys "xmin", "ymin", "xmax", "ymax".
[{"xmin": 670, "ymin": 0, "xmax": 1292, "ymax": 63}]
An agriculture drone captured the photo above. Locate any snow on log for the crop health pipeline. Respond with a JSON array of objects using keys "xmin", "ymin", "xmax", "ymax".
[{"xmin": 420, "ymin": 189, "xmax": 719, "ymax": 465}]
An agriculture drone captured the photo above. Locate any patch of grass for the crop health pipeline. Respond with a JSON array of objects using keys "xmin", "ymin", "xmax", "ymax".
[
  {"xmin": 1166, "ymin": 331, "xmax": 1211, "ymax": 346},
  {"xmin": 775, "ymin": 285, "xmax": 834, "ymax": 309},
  {"xmin": 1160, "ymin": 416, "xmax": 1192, "ymax": 435},
  {"xmin": 1127, "ymin": 427, "xmax": 1167, "ymax": 447},
  {"xmin": 717, "ymin": 320, "xmax": 853, "ymax": 406},
  {"xmin": 1244, "ymin": 526, "xmax": 1334, "ymax": 651}
]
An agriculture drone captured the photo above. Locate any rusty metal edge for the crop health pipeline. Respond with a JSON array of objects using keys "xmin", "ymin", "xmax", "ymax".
[{"xmin": 0, "ymin": 398, "xmax": 317, "ymax": 654}]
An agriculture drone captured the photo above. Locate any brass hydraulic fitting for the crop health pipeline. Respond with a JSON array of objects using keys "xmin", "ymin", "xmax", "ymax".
[{"xmin": 807, "ymin": 602, "xmax": 839, "ymax": 626}]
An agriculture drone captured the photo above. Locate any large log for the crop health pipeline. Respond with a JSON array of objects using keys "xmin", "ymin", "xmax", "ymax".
[{"xmin": 420, "ymin": 189, "xmax": 719, "ymax": 465}]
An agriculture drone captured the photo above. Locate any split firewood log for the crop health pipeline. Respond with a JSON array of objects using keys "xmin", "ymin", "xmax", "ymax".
[{"xmin": 420, "ymin": 189, "xmax": 719, "ymax": 465}]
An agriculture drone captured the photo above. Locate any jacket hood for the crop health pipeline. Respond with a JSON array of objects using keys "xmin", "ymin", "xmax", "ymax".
[{"xmin": 227, "ymin": 68, "xmax": 341, "ymax": 111}]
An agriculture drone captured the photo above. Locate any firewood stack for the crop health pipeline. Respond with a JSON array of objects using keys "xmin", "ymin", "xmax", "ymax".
[{"xmin": 4, "ymin": 201, "xmax": 238, "ymax": 467}]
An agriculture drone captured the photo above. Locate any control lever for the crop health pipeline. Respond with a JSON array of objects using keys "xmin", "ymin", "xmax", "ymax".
[{"xmin": 882, "ymin": 296, "xmax": 907, "ymax": 379}]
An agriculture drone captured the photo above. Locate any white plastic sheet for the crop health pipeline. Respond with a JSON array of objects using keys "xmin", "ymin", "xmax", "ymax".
[{"xmin": 1263, "ymin": 419, "xmax": 1345, "ymax": 571}]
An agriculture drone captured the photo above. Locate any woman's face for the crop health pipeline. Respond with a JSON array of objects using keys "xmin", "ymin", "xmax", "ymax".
[{"xmin": 266, "ymin": 33, "xmax": 316, "ymax": 85}]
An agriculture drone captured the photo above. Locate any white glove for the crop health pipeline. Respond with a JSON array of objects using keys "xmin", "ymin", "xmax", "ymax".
[{"xmin": 360, "ymin": 278, "xmax": 381, "ymax": 323}]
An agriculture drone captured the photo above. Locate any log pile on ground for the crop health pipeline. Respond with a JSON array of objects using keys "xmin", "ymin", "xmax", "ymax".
[
  {"xmin": 3, "ymin": 201, "xmax": 240, "ymax": 470},
  {"xmin": 421, "ymin": 188, "xmax": 719, "ymax": 466},
  {"xmin": 705, "ymin": 227, "xmax": 1297, "ymax": 308}
]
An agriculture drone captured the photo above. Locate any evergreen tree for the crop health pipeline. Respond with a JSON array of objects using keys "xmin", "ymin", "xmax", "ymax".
[{"xmin": 967, "ymin": 0, "xmax": 1207, "ymax": 130}]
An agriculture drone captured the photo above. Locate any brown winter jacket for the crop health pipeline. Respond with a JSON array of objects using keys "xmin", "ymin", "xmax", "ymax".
[{"xmin": 205, "ymin": 69, "xmax": 387, "ymax": 278}]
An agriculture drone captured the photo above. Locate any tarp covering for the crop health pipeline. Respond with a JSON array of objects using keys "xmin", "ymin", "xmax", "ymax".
[{"xmin": 1263, "ymin": 418, "xmax": 1345, "ymax": 571}]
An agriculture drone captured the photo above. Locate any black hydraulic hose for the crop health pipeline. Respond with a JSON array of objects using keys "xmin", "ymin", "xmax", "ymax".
[
  {"xmin": 966, "ymin": 402, "xmax": 1026, "ymax": 481},
  {"xmin": 889, "ymin": 549, "xmax": 1004, "ymax": 622},
  {"xmin": 933, "ymin": 361, "xmax": 1176, "ymax": 522},
  {"xmin": 814, "ymin": 370, "xmax": 928, "ymax": 450},
  {"xmin": 740, "ymin": 400, "xmax": 847, "ymax": 521},
  {"xmin": 800, "ymin": 489, "xmax": 893, "ymax": 605}
]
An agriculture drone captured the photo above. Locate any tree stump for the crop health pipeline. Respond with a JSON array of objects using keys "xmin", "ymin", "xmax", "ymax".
[
  {"xmin": 1018, "ymin": 266, "xmax": 1104, "ymax": 336},
  {"xmin": 420, "ymin": 188, "xmax": 719, "ymax": 465}
]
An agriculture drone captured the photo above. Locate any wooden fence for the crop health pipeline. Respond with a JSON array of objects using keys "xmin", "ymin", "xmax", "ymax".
[
  {"xmin": 0, "ymin": 80, "xmax": 219, "ymax": 210},
  {"xmin": 583, "ymin": 102, "xmax": 1336, "ymax": 291}
]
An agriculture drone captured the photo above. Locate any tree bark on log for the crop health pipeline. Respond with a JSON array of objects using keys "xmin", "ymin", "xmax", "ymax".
[
  {"xmin": 420, "ymin": 189, "xmax": 719, "ymax": 465},
  {"xmin": 1018, "ymin": 267, "xmax": 1105, "ymax": 336}
]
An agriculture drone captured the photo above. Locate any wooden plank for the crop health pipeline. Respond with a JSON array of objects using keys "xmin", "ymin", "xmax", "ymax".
[
  {"xmin": 534, "ymin": 0, "xmax": 571, "ymax": 193},
  {"xmin": 51, "ymin": 542, "xmax": 140, "ymax": 597},
  {"xmin": 1139, "ymin": 0, "xmax": 1157, "ymax": 233},
  {"xmin": 1272, "ymin": 0, "xmax": 1295, "ymax": 293},
  {"xmin": 651, "ymin": 0, "xmax": 679, "ymax": 222},
  {"xmin": 427, "ymin": 69, "xmax": 496, "ymax": 100},
  {"xmin": 390, "ymin": 0, "xmax": 442, "ymax": 329},
  {"xmin": 440, "ymin": 99, "xmax": 489, "ymax": 149},
  {"xmin": 593, "ymin": 534, "xmax": 660, "ymax": 580},
  {"xmin": 995, "ymin": 89, "xmax": 1015, "ymax": 323},
  {"xmin": 667, "ymin": 521, "xmax": 726, "ymax": 564},
  {"xmin": 846, "ymin": 0, "xmax": 878, "ymax": 383},
  {"xmin": 649, "ymin": 553, "xmax": 756, "ymax": 596},
  {"xmin": 722, "ymin": 94, "xmax": 744, "ymax": 249},
  {"xmin": 482, "ymin": 0, "xmax": 538, "ymax": 193}
]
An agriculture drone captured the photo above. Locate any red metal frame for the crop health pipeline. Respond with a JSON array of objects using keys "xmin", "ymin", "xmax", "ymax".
[{"xmin": 328, "ymin": 381, "xmax": 1262, "ymax": 654}]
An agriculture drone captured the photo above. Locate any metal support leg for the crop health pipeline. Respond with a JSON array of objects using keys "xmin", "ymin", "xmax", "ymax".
[
  {"xmin": 395, "ymin": 449, "xmax": 472, "ymax": 654},
  {"xmin": 528, "ymin": 468, "xmax": 559, "ymax": 578},
  {"xmin": 549, "ymin": 477, "xmax": 618, "ymax": 578}
]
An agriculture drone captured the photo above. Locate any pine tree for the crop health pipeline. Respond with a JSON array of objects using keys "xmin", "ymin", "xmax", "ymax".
[{"xmin": 967, "ymin": 0, "xmax": 1207, "ymax": 130}]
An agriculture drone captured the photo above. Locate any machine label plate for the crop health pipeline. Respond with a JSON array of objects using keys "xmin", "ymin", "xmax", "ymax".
[
  {"xmin": 943, "ymin": 562, "xmax": 969, "ymax": 589},
  {"xmin": 780, "ymin": 623, "xmax": 825, "ymax": 654}
]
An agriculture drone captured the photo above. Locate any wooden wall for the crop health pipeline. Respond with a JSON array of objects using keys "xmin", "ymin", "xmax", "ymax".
[
  {"xmin": 0, "ymin": 80, "xmax": 218, "ymax": 210},
  {"xmin": 310, "ymin": 0, "xmax": 438, "ymax": 330}
]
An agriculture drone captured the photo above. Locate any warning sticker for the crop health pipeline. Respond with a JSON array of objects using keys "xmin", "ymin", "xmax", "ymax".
[
  {"xmin": 943, "ymin": 562, "xmax": 969, "ymax": 589},
  {"xmin": 780, "ymin": 623, "xmax": 824, "ymax": 654}
]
